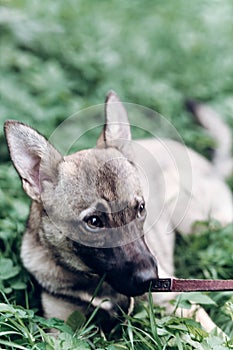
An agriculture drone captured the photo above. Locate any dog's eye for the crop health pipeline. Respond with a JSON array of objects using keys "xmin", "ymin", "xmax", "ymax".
[
  {"xmin": 137, "ymin": 201, "xmax": 146, "ymax": 218},
  {"xmin": 84, "ymin": 215, "xmax": 104, "ymax": 230}
]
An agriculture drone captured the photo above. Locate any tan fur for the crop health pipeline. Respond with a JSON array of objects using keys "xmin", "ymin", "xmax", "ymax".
[{"xmin": 4, "ymin": 92, "xmax": 233, "ymax": 334}]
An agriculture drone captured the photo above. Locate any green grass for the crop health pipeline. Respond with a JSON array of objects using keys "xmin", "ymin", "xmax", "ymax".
[{"xmin": 1, "ymin": 0, "xmax": 233, "ymax": 348}]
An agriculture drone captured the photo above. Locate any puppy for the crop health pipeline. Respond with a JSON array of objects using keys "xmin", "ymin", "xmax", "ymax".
[{"xmin": 4, "ymin": 92, "xmax": 233, "ymax": 332}]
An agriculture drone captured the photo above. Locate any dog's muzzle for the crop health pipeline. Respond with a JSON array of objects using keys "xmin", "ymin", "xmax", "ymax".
[
  {"xmin": 105, "ymin": 238, "xmax": 159, "ymax": 297},
  {"xmin": 73, "ymin": 226, "xmax": 159, "ymax": 297}
]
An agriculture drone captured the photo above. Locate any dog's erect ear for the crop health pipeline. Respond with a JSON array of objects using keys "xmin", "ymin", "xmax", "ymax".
[
  {"xmin": 97, "ymin": 91, "xmax": 131, "ymax": 148},
  {"xmin": 4, "ymin": 121, "xmax": 63, "ymax": 202}
]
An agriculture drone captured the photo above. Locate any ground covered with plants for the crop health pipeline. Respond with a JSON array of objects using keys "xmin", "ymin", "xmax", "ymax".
[{"xmin": 0, "ymin": 0, "xmax": 233, "ymax": 348}]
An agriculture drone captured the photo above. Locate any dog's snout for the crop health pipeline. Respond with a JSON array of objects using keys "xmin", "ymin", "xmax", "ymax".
[
  {"xmin": 136, "ymin": 259, "xmax": 158, "ymax": 283},
  {"xmin": 106, "ymin": 252, "xmax": 159, "ymax": 297},
  {"xmin": 134, "ymin": 267, "xmax": 158, "ymax": 293},
  {"xmin": 132, "ymin": 256, "xmax": 159, "ymax": 295}
]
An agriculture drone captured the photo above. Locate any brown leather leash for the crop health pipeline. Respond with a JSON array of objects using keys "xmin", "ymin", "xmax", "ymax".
[{"xmin": 151, "ymin": 278, "xmax": 233, "ymax": 292}]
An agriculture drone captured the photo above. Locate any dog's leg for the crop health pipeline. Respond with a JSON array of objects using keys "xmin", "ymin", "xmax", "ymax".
[
  {"xmin": 42, "ymin": 291, "xmax": 79, "ymax": 320},
  {"xmin": 176, "ymin": 304, "xmax": 228, "ymax": 337},
  {"xmin": 145, "ymin": 219, "xmax": 229, "ymax": 335}
]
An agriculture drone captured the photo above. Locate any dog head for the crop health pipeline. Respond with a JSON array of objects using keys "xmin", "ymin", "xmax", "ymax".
[{"xmin": 4, "ymin": 92, "xmax": 158, "ymax": 296}]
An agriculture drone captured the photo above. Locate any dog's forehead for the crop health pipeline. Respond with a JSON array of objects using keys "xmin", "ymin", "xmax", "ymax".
[
  {"xmin": 62, "ymin": 148, "xmax": 142, "ymax": 202},
  {"xmin": 64, "ymin": 147, "xmax": 134, "ymax": 175},
  {"xmin": 95, "ymin": 149, "xmax": 141, "ymax": 201}
]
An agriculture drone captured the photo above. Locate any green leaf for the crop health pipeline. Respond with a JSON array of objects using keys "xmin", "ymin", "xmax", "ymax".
[
  {"xmin": 206, "ymin": 335, "xmax": 230, "ymax": 350},
  {"xmin": 177, "ymin": 292, "xmax": 216, "ymax": 309},
  {"xmin": 0, "ymin": 258, "xmax": 20, "ymax": 280},
  {"xmin": 10, "ymin": 280, "xmax": 27, "ymax": 290},
  {"xmin": 57, "ymin": 333, "xmax": 91, "ymax": 350},
  {"xmin": 34, "ymin": 316, "xmax": 73, "ymax": 334},
  {"xmin": 189, "ymin": 293, "xmax": 216, "ymax": 306},
  {"xmin": 66, "ymin": 310, "xmax": 86, "ymax": 332},
  {"xmin": 0, "ymin": 303, "xmax": 14, "ymax": 313}
]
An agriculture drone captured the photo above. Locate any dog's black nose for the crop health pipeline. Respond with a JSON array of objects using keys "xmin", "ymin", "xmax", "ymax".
[
  {"xmin": 131, "ymin": 257, "xmax": 159, "ymax": 296},
  {"xmin": 106, "ymin": 254, "xmax": 159, "ymax": 297}
]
